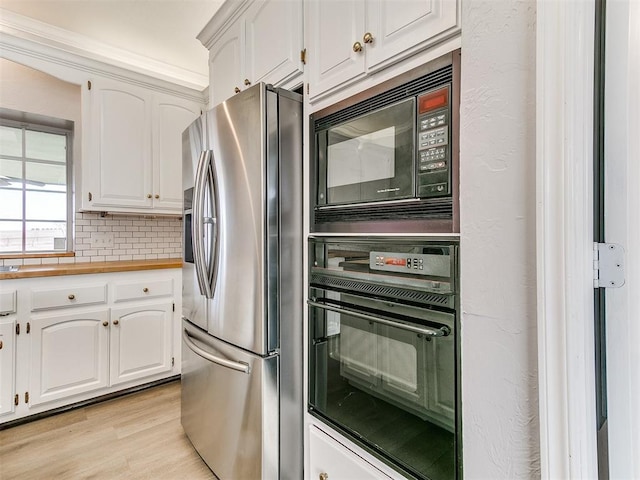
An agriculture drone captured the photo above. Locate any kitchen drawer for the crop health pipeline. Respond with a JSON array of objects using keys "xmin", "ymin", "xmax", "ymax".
[
  {"xmin": 0, "ymin": 290, "xmax": 16, "ymax": 315},
  {"xmin": 31, "ymin": 284, "xmax": 107, "ymax": 311},
  {"xmin": 113, "ymin": 279, "xmax": 173, "ymax": 303}
]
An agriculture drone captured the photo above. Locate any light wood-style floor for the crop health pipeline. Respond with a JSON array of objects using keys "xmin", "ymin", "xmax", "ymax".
[{"xmin": 0, "ymin": 381, "xmax": 216, "ymax": 479}]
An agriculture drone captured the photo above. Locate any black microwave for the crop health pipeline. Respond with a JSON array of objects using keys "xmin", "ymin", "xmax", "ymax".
[{"xmin": 311, "ymin": 50, "xmax": 460, "ymax": 234}]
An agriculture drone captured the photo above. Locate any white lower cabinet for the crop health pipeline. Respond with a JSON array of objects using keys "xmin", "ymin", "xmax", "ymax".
[
  {"xmin": 0, "ymin": 320, "xmax": 16, "ymax": 416},
  {"xmin": 0, "ymin": 269, "xmax": 181, "ymax": 424},
  {"xmin": 29, "ymin": 309, "xmax": 110, "ymax": 406},
  {"xmin": 109, "ymin": 303, "xmax": 172, "ymax": 386},
  {"xmin": 309, "ymin": 426, "xmax": 392, "ymax": 480}
]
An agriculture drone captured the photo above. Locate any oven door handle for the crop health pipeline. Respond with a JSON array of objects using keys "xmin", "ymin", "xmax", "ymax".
[{"xmin": 307, "ymin": 300, "xmax": 451, "ymax": 337}]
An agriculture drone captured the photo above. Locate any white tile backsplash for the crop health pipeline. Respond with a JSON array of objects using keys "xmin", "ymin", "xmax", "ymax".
[{"xmin": 0, "ymin": 213, "xmax": 182, "ymax": 266}]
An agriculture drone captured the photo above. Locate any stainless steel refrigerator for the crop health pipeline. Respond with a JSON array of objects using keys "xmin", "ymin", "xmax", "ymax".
[{"xmin": 180, "ymin": 84, "xmax": 302, "ymax": 479}]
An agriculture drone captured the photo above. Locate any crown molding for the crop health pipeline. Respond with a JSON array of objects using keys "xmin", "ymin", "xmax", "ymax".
[
  {"xmin": 197, "ymin": 0, "xmax": 251, "ymax": 49},
  {"xmin": 0, "ymin": 8, "xmax": 209, "ymax": 92}
]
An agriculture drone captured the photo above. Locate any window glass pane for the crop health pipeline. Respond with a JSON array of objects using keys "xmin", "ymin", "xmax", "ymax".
[
  {"xmin": 0, "ymin": 126, "xmax": 22, "ymax": 157},
  {"xmin": 25, "ymin": 221, "xmax": 66, "ymax": 252},
  {"xmin": 0, "ymin": 189, "xmax": 22, "ymax": 219},
  {"xmin": 0, "ymin": 158, "xmax": 23, "ymax": 189},
  {"xmin": 0, "ymin": 220, "xmax": 22, "ymax": 252},
  {"xmin": 25, "ymin": 191, "xmax": 66, "ymax": 220},
  {"xmin": 25, "ymin": 130, "xmax": 66, "ymax": 163},
  {"xmin": 26, "ymin": 162, "xmax": 66, "ymax": 191}
]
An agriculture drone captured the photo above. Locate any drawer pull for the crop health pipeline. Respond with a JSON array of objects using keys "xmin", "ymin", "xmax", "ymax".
[
  {"xmin": 319, "ymin": 473, "xmax": 328, "ymax": 480},
  {"xmin": 68, "ymin": 294, "xmax": 75, "ymax": 300},
  {"xmin": 143, "ymin": 287, "xmax": 149, "ymax": 293},
  {"xmin": 113, "ymin": 319, "xmax": 119, "ymax": 326},
  {"xmin": 102, "ymin": 321, "xmax": 108, "ymax": 327}
]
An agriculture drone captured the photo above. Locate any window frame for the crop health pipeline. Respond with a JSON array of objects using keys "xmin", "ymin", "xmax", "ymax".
[{"xmin": 0, "ymin": 112, "xmax": 74, "ymax": 255}]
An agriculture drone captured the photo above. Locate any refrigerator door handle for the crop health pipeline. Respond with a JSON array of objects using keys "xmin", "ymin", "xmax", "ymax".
[
  {"xmin": 193, "ymin": 150, "xmax": 214, "ymax": 299},
  {"xmin": 204, "ymin": 154, "xmax": 219, "ymax": 299},
  {"xmin": 183, "ymin": 329, "xmax": 251, "ymax": 374}
]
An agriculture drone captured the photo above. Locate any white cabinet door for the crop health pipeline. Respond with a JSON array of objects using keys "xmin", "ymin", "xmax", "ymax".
[
  {"xmin": 86, "ymin": 79, "xmax": 153, "ymax": 209},
  {"xmin": 209, "ymin": 22, "xmax": 244, "ymax": 107},
  {"xmin": 307, "ymin": 0, "xmax": 459, "ymax": 101},
  {"xmin": 29, "ymin": 309, "xmax": 110, "ymax": 406},
  {"xmin": 153, "ymin": 96, "xmax": 201, "ymax": 211},
  {"xmin": 365, "ymin": 0, "xmax": 459, "ymax": 71},
  {"xmin": 306, "ymin": 0, "xmax": 366, "ymax": 100},
  {"xmin": 0, "ymin": 321, "xmax": 16, "ymax": 416},
  {"xmin": 244, "ymin": 0, "xmax": 304, "ymax": 88},
  {"xmin": 309, "ymin": 426, "xmax": 392, "ymax": 480},
  {"xmin": 109, "ymin": 302, "xmax": 172, "ymax": 386}
]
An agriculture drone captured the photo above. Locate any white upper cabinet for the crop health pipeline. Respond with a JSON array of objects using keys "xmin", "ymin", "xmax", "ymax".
[
  {"xmin": 154, "ymin": 96, "xmax": 202, "ymax": 211},
  {"xmin": 84, "ymin": 79, "xmax": 153, "ymax": 210},
  {"xmin": 209, "ymin": 21, "xmax": 243, "ymax": 108},
  {"xmin": 307, "ymin": 0, "xmax": 460, "ymax": 101},
  {"xmin": 306, "ymin": 0, "xmax": 366, "ymax": 99},
  {"xmin": 202, "ymin": 0, "xmax": 304, "ymax": 107},
  {"xmin": 244, "ymin": 0, "xmax": 303, "ymax": 87},
  {"xmin": 81, "ymin": 77, "xmax": 202, "ymax": 214}
]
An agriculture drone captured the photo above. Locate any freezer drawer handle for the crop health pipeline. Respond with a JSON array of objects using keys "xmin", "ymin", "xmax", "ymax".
[
  {"xmin": 307, "ymin": 299, "xmax": 451, "ymax": 338},
  {"xmin": 183, "ymin": 329, "xmax": 251, "ymax": 374}
]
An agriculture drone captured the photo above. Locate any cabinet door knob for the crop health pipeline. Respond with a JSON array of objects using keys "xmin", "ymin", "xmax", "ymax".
[
  {"xmin": 154, "ymin": 194, "xmax": 160, "ymax": 199},
  {"xmin": 244, "ymin": 78, "xmax": 251, "ymax": 86},
  {"xmin": 352, "ymin": 41, "xmax": 363, "ymax": 53},
  {"xmin": 234, "ymin": 87, "xmax": 241, "ymax": 94},
  {"xmin": 68, "ymin": 294, "xmax": 75, "ymax": 300},
  {"xmin": 147, "ymin": 193, "xmax": 152, "ymax": 199},
  {"xmin": 0, "ymin": 340, "xmax": 3, "ymax": 350},
  {"xmin": 363, "ymin": 32, "xmax": 374, "ymax": 44},
  {"xmin": 143, "ymin": 287, "xmax": 149, "ymax": 293},
  {"xmin": 102, "ymin": 321, "xmax": 108, "ymax": 327},
  {"xmin": 113, "ymin": 319, "xmax": 119, "ymax": 326},
  {"xmin": 319, "ymin": 473, "xmax": 328, "ymax": 480}
]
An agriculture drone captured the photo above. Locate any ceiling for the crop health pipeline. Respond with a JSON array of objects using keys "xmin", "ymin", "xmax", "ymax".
[{"xmin": 0, "ymin": 0, "xmax": 224, "ymax": 89}]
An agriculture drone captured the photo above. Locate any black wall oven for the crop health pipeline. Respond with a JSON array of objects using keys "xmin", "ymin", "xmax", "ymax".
[
  {"xmin": 311, "ymin": 50, "xmax": 460, "ymax": 234},
  {"xmin": 308, "ymin": 236, "xmax": 460, "ymax": 480}
]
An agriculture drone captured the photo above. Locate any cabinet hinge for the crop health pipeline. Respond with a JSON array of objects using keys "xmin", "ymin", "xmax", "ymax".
[
  {"xmin": 14, "ymin": 394, "xmax": 19, "ymax": 406},
  {"xmin": 88, "ymin": 192, "xmax": 93, "ymax": 202},
  {"xmin": 26, "ymin": 322, "xmax": 30, "ymax": 334},
  {"xmin": 172, "ymin": 357, "xmax": 175, "ymax": 367},
  {"xmin": 593, "ymin": 242, "xmax": 625, "ymax": 288},
  {"xmin": 24, "ymin": 392, "xmax": 29, "ymax": 404},
  {"xmin": 88, "ymin": 80, "xmax": 92, "ymax": 90},
  {"xmin": 15, "ymin": 323, "xmax": 19, "ymax": 335},
  {"xmin": 300, "ymin": 48, "xmax": 307, "ymax": 65}
]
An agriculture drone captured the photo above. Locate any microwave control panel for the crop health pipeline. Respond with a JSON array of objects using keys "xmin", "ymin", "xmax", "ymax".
[{"xmin": 416, "ymin": 86, "xmax": 451, "ymax": 197}]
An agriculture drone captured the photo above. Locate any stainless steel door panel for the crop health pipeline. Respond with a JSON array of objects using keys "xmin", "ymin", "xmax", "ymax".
[
  {"xmin": 205, "ymin": 85, "xmax": 269, "ymax": 354},
  {"xmin": 181, "ymin": 321, "xmax": 278, "ymax": 480},
  {"xmin": 182, "ymin": 116, "xmax": 207, "ymax": 331}
]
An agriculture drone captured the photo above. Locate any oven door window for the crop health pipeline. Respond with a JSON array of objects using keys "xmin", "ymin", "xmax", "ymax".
[
  {"xmin": 309, "ymin": 301, "xmax": 456, "ymax": 480},
  {"xmin": 318, "ymin": 98, "xmax": 415, "ymax": 206}
]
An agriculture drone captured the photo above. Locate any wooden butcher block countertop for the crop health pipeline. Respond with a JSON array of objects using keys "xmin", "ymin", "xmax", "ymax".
[{"xmin": 0, "ymin": 259, "xmax": 182, "ymax": 280}]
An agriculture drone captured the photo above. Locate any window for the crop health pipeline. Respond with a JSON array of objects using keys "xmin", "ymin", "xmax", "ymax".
[{"xmin": 0, "ymin": 110, "xmax": 73, "ymax": 254}]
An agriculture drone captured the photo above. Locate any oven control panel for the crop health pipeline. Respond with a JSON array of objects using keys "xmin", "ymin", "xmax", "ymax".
[{"xmin": 370, "ymin": 251, "xmax": 451, "ymax": 277}]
